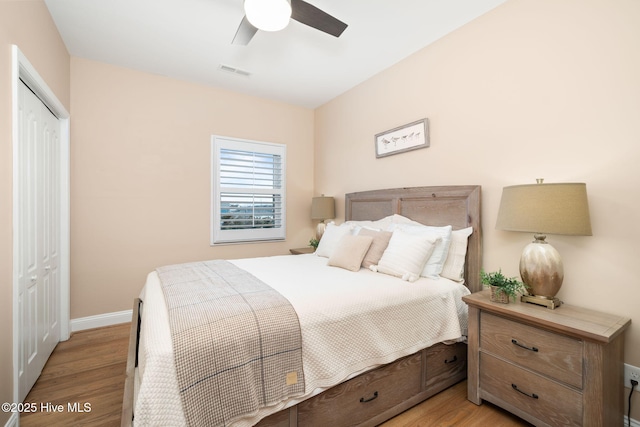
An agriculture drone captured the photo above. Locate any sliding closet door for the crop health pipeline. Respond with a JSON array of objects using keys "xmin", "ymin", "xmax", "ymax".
[{"xmin": 17, "ymin": 79, "xmax": 61, "ymax": 401}]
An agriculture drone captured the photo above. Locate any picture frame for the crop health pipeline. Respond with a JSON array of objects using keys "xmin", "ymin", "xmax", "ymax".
[{"xmin": 375, "ymin": 118, "xmax": 429, "ymax": 158}]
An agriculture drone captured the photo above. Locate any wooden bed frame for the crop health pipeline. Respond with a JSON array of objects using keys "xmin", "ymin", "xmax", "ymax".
[{"xmin": 122, "ymin": 185, "xmax": 482, "ymax": 427}]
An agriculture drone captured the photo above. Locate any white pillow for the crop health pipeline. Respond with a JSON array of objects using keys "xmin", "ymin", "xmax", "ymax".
[
  {"xmin": 390, "ymin": 224, "xmax": 453, "ymax": 279},
  {"xmin": 315, "ymin": 223, "xmax": 354, "ymax": 258},
  {"xmin": 371, "ymin": 229, "xmax": 439, "ymax": 282},
  {"xmin": 441, "ymin": 227, "xmax": 473, "ymax": 282},
  {"xmin": 388, "ymin": 214, "xmax": 424, "ymax": 228},
  {"xmin": 343, "ymin": 220, "xmax": 376, "ymax": 231},
  {"xmin": 371, "ymin": 215, "xmax": 395, "ymax": 230},
  {"xmin": 345, "ymin": 215, "xmax": 394, "ymax": 232}
]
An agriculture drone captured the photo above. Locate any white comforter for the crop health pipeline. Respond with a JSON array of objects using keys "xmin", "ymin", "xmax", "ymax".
[{"xmin": 134, "ymin": 254, "xmax": 470, "ymax": 426}]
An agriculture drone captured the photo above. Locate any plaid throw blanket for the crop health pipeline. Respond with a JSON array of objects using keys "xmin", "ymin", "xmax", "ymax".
[{"xmin": 157, "ymin": 260, "xmax": 305, "ymax": 426}]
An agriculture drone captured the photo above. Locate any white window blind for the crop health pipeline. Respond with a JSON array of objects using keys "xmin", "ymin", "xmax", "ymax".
[{"xmin": 211, "ymin": 136, "xmax": 286, "ymax": 244}]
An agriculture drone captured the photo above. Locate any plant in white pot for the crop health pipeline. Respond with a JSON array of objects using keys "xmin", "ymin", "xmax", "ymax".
[{"xmin": 480, "ymin": 269, "xmax": 528, "ymax": 303}]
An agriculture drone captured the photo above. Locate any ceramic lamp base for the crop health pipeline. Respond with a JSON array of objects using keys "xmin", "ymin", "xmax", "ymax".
[
  {"xmin": 316, "ymin": 222, "xmax": 327, "ymax": 241},
  {"xmin": 519, "ymin": 234, "xmax": 564, "ymax": 309}
]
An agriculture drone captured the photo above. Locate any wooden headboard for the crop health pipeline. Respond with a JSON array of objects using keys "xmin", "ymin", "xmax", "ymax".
[{"xmin": 345, "ymin": 185, "xmax": 482, "ymax": 293}]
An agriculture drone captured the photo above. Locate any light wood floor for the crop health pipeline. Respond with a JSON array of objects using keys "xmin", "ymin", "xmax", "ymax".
[{"xmin": 21, "ymin": 323, "xmax": 531, "ymax": 427}]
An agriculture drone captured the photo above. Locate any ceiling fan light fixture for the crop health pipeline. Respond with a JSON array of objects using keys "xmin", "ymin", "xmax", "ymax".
[{"xmin": 244, "ymin": 0, "xmax": 292, "ymax": 32}]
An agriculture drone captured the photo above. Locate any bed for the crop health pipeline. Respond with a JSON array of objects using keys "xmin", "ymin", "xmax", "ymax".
[{"xmin": 121, "ymin": 185, "xmax": 482, "ymax": 427}]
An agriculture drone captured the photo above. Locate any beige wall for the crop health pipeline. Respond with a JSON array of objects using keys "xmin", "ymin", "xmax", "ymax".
[
  {"xmin": 315, "ymin": 0, "xmax": 640, "ymax": 418},
  {"xmin": 0, "ymin": 1, "xmax": 70, "ymax": 423},
  {"xmin": 70, "ymin": 57, "xmax": 315, "ymax": 319}
]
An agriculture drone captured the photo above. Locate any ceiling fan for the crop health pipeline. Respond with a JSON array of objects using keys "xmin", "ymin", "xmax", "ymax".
[{"xmin": 232, "ymin": 0, "xmax": 348, "ymax": 45}]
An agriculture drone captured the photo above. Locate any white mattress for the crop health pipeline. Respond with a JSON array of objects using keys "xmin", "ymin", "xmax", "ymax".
[{"xmin": 134, "ymin": 254, "xmax": 470, "ymax": 426}]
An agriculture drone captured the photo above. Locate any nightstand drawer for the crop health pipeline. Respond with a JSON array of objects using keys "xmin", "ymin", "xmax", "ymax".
[
  {"xmin": 480, "ymin": 312, "xmax": 583, "ymax": 388},
  {"xmin": 480, "ymin": 353, "xmax": 582, "ymax": 427}
]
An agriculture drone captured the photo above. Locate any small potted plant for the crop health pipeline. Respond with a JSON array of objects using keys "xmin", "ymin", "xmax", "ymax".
[
  {"xmin": 309, "ymin": 237, "xmax": 319, "ymax": 250},
  {"xmin": 480, "ymin": 269, "xmax": 528, "ymax": 303}
]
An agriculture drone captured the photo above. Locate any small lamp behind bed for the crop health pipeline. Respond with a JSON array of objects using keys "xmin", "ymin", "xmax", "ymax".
[{"xmin": 311, "ymin": 195, "xmax": 335, "ymax": 240}]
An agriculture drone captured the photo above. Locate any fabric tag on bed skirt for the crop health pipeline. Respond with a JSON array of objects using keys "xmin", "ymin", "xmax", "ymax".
[{"xmin": 286, "ymin": 371, "xmax": 298, "ymax": 385}]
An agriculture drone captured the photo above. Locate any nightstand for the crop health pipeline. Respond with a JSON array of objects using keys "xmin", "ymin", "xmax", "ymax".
[
  {"xmin": 463, "ymin": 290, "xmax": 630, "ymax": 427},
  {"xmin": 289, "ymin": 247, "xmax": 315, "ymax": 255}
]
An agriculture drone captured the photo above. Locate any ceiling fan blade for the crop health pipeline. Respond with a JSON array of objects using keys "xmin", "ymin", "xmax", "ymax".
[
  {"xmin": 232, "ymin": 16, "xmax": 258, "ymax": 45},
  {"xmin": 290, "ymin": 0, "xmax": 347, "ymax": 38}
]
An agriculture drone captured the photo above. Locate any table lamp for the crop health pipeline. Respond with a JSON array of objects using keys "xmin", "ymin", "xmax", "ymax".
[
  {"xmin": 311, "ymin": 195, "xmax": 335, "ymax": 240},
  {"xmin": 495, "ymin": 180, "xmax": 592, "ymax": 309}
]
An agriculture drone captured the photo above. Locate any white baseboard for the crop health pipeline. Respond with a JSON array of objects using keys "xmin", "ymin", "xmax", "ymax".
[
  {"xmin": 626, "ymin": 416, "xmax": 640, "ymax": 427},
  {"xmin": 4, "ymin": 413, "xmax": 18, "ymax": 427},
  {"xmin": 70, "ymin": 309, "xmax": 133, "ymax": 332}
]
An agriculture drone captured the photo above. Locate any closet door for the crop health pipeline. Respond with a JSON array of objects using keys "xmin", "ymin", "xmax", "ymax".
[
  {"xmin": 40, "ymin": 84, "xmax": 61, "ymax": 368},
  {"xmin": 17, "ymin": 80, "xmax": 61, "ymax": 400}
]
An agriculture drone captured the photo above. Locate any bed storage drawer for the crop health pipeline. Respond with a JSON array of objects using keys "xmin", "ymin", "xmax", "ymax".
[
  {"xmin": 255, "ymin": 408, "xmax": 290, "ymax": 427},
  {"xmin": 424, "ymin": 342, "xmax": 467, "ymax": 394},
  {"xmin": 297, "ymin": 352, "xmax": 422, "ymax": 426}
]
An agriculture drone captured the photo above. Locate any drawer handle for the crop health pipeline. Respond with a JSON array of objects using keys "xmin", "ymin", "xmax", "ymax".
[
  {"xmin": 359, "ymin": 391, "xmax": 378, "ymax": 403},
  {"xmin": 511, "ymin": 339, "xmax": 538, "ymax": 352},
  {"xmin": 444, "ymin": 355, "xmax": 458, "ymax": 364},
  {"xmin": 511, "ymin": 383, "xmax": 539, "ymax": 399}
]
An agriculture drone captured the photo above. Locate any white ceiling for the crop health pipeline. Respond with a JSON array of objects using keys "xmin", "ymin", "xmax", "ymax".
[{"xmin": 45, "ymin": 0, "xmax": 506, "ymax": 109}]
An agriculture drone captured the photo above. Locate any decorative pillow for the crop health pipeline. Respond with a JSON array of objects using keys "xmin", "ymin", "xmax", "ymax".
[
  {"xmin": 357, "ymin": 228, "xmax": 393, "ymax": 268},
  {"xmin": 327, "ymin": 235, "xmax": 374, "ymax": 272},
  {"xmin": 390, "ymin": 224, "xmax": 453, "ymax": 279},
  {"xmin": 315, "ymin": 223, "xmax": 353, "ymax": 258},
  {"xmin": 371, "ymin": 229, "xmax": 439, "ymax": 282},
  {"xmin": 441, "ymin": 227, "xmax": 473, "ymax": 282}
]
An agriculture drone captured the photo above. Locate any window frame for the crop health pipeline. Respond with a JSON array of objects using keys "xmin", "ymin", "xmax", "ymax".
[{"xmin": 211, "ymin": 135, "xmax": 286, "ymax": 245}]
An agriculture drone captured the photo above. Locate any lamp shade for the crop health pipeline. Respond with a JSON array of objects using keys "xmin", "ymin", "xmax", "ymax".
[
  {"xmin": 496, "ymin": 183, "xmax": 592, "ymax": 236},
  {"xmin": 311, "ymin": 196, "xmax": 335, "ymax": 220},
  {"xmin": 244, "ymin": 0, "xmax": 292, "ymax": 32}
]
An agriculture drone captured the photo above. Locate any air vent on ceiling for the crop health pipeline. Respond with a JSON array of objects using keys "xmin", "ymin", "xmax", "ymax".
[{"xmin": 219, "ymin": 64, "xmax": 251, "ymax": 77}]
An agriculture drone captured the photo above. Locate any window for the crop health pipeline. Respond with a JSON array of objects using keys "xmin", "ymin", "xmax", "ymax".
[{"xmin": 211, "ymin": 136, "xmax": 286, "ymax": 244}]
